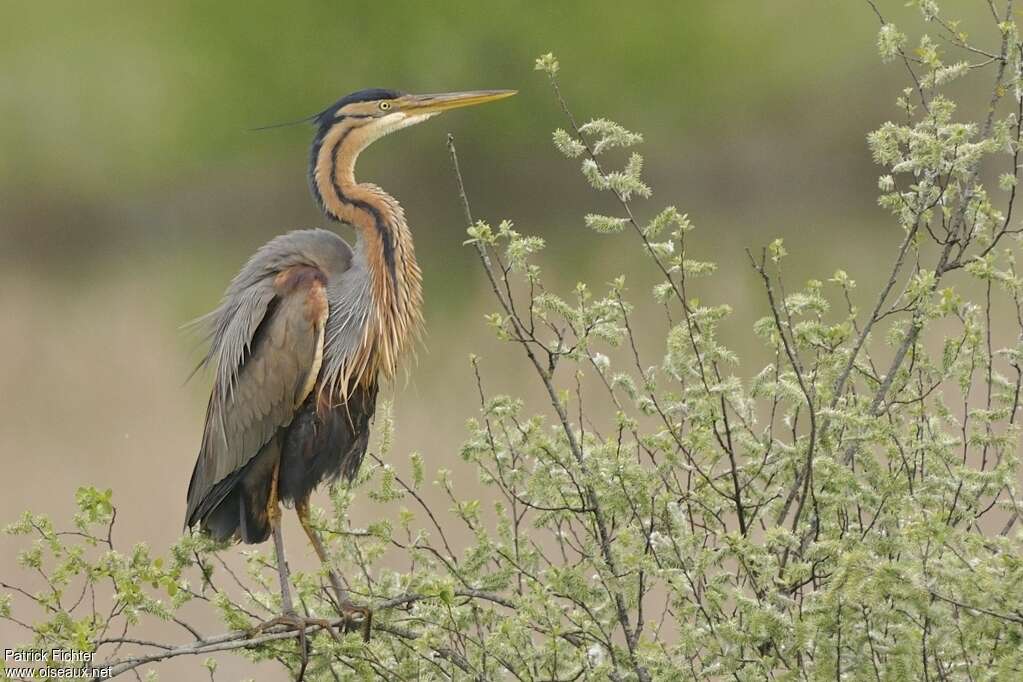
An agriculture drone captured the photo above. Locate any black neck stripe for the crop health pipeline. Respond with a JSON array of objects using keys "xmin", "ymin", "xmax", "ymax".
[{"xmin": 310, "ymin": 121, "xmax": 399, "ymax": 289}]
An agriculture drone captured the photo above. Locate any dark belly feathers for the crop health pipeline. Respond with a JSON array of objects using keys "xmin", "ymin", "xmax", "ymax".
[
  {"xmin": 200, "ymin": 383, "xmax": 378, "ymax": 544},
  {"xmin": 279, "ymin": 383, "xmax": 378, "ymax": 504}
]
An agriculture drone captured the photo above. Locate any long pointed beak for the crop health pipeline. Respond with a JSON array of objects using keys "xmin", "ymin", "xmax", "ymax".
[{"xmin": 400, "ymin": 89, "xmax": 517, "ymax": 114}]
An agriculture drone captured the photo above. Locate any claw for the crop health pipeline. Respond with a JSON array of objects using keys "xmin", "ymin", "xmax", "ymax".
[{"xmin": 337, "ymin": 601, "xmax": 373, "ymax": 642}]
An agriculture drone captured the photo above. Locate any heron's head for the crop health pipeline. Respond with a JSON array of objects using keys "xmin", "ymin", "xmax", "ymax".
[
  {"xmin": 312, "ymin": 88, "xmax": 516, "ymax": 152},
  {"xmin": 308, "ymin": 87, "xmax": 515, "ymax": 221}
]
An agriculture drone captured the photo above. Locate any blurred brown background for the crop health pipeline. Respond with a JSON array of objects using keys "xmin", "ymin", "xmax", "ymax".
[{"xmin": 0, "ymin": 1, "xmax": 1001, "ymax": 679}]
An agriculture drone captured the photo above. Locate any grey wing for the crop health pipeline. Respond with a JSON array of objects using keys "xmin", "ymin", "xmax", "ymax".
[{"xmin": 184, "ymin": 267, "xmax": 328, "ymax": 530}]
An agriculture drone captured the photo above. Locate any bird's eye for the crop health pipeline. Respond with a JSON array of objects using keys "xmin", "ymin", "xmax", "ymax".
[{"xmin": 379, "ymin": 101, "xmax": 392, "ymax": 111}]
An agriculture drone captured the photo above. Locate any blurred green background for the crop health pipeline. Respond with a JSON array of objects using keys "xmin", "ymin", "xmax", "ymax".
[{"xmin": 0, "ymin": 1, "xmax": 1001, "ymax": 677}]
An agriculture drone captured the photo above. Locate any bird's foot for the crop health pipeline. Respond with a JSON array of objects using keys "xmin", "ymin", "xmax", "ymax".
[
  {"xmin": 249, "ymin": 611, "xmax": 342, "ymax": 681},
  {"xmin": 249, "ymin": 610, "xmax": 341, "ymax": 643},
  {"xmin": 319, "ymin": 571, "xmax": 372, "ymax": 642},
  {"xmin": 332, "ymin": 600, "xmax": 372, "ymax": 643}
]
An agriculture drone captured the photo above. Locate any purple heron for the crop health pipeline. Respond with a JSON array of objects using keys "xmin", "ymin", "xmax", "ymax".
[{"xmin": 183, "ymin": 88, "xmax": 515, "ymax": 635}]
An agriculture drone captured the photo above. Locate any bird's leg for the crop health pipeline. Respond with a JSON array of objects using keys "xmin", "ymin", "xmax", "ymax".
[
  {"xmin": 250, "ymin": 462, "xmax": 340, "ymax": 646},
  {"xmin": 271, "ymin": 514, "xmax": 294, "ymax": 614},
  {"xmin": 296, "ymin": 498, "xmax": 372, "ymax": 641},
  {"xmin": 267, "ymin": 458, "xmax": 296, "ymax": 615},
  {"xmin": 295, "ymin": 498, "xmax": 350, "ymax": 603}
]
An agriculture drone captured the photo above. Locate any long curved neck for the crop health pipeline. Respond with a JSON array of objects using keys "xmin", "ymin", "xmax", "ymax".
[{"xmin": 310, "ymin": 119, "xmax": 424, "ymax": 381}]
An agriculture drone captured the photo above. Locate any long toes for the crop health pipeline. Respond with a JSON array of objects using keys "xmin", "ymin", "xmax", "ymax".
[
  {"xmin": 250, "ymin": 613, "xmax": 308, "ymax": 642},
  {"xmin": 307, "ymin": 617, "xmax": 341, "ymax": 642},
  {"xmin": 252, "ymin": 612, "xmax": 337, "ymax": 637},
  {"xmin": 257, "ymin": 607, "xmax": 369, "ymax": 642},
  {"xmin": 249, "ymin": 614, "xmax": 293, "ymax": 636}
]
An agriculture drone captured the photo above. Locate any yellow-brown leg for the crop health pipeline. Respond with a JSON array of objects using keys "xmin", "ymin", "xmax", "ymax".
[
  {"xmin": 296, "ymin": 498, "xmax": 372, "ymax": 641},
  {"xmin": 267, "ymin": 456, "xmax": 281, "ymax": 525}
]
